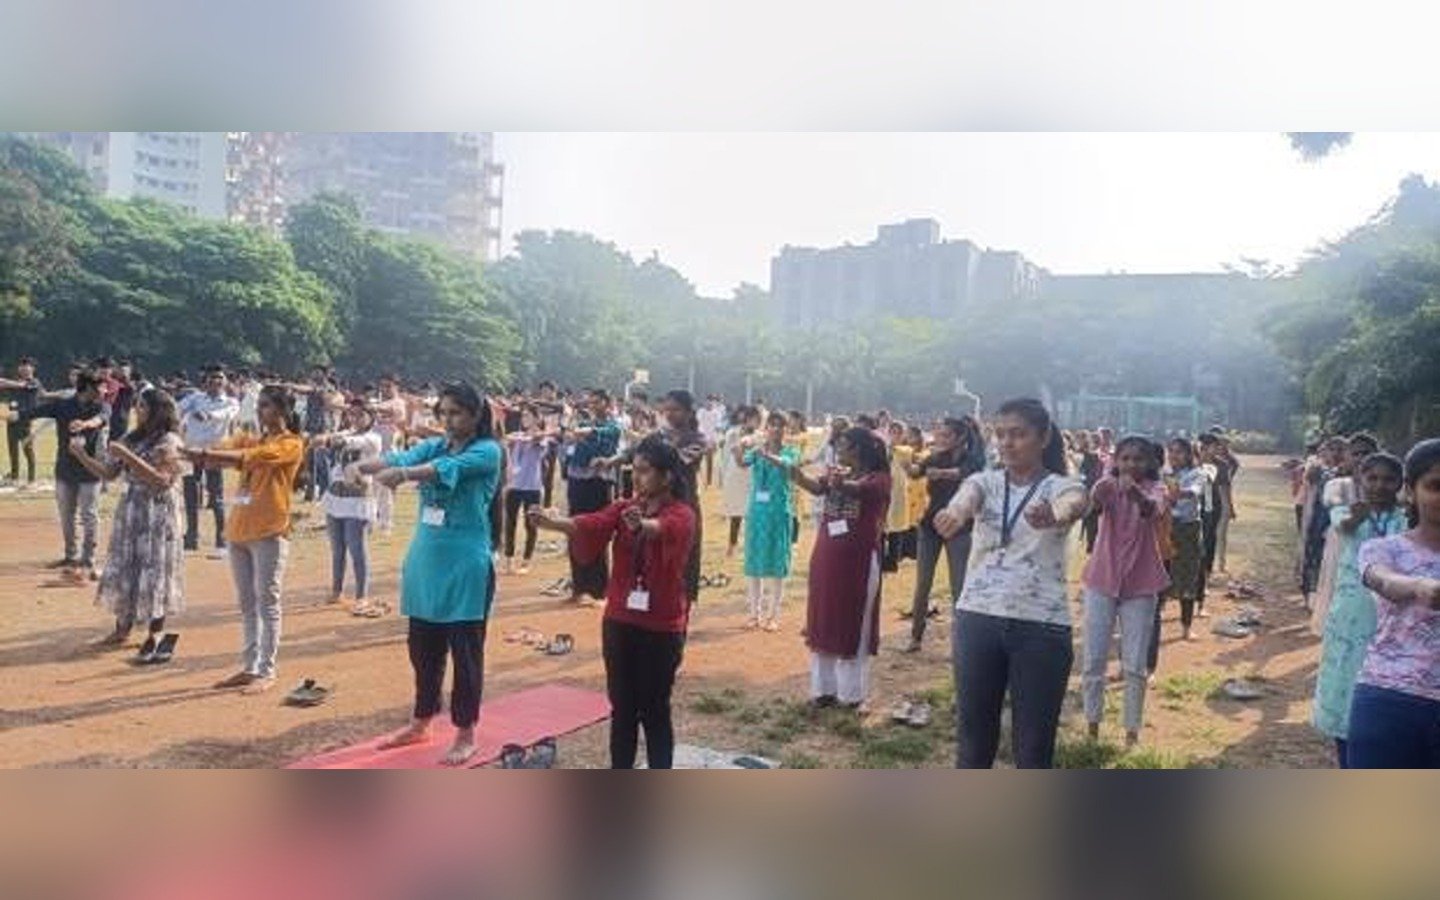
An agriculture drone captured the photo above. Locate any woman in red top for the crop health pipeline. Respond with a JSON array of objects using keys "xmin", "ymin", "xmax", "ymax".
[
  {"xmin": 786, "ymin": 427, "xmax": 891, "ymax": 710},
  {"xmin": 530, "ymin": 435, "xmax": 697, "ymax": 768}
]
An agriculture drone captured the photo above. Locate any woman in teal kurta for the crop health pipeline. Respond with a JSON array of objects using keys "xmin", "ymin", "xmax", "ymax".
[
  {"xmin": 359, "ymin": 382, "xmax": 502, "ymax": 766},
  {"xmin": 736, "ymin": 411, "xmax": 799, "ymax": 630},
  {"xmin": 1311, "ymin": 452, "xmax": 1406, "ymax": 768}
]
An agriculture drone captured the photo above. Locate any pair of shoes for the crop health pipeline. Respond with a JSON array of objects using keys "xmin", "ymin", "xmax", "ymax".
[
  {"xmin": 499, "ymin": 736, "xmax": 558, "ymax": 769},
  {"xmin": 537, "ymin": 634, "xmax": 573, "ymax": 656},
  {"xmin": 131, "ymin": 633, "xmax": 179, "ymax": 665},
  {"xmin": 284, "ymin": 678, "xmax": 331, "ymax": 707},
  {"xmin": 889, "ymin": 699, "xmax": 932, "ymax": 728}
]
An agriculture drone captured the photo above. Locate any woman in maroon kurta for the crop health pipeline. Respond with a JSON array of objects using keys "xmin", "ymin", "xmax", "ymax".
[{"xmin": 786, "ymin": 426, "xmax": 891, "ymax": 708}]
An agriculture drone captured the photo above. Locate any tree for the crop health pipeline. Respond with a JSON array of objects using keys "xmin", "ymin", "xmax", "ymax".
[
  {"xmin": 285, "ymin": 192, "xmax": 369, "ymax": 335},
  {"xmin": 1285, "ymin": 132, "xmax": 1352, "ymax": 161}
]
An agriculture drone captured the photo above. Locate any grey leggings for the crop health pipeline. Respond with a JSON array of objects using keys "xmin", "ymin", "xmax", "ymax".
[
  {"xmin": 326, "ymin": 515, "xmax": 370, "ymax": 599},
  {"xmin": 911, "ymin": 524, "xmax": 971, "ymax": 641}
]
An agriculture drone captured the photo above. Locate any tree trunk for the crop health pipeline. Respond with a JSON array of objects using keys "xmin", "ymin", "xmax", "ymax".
[{"xmin": 687, "ymin": 360, "xmax": 696, "ymax": 394}]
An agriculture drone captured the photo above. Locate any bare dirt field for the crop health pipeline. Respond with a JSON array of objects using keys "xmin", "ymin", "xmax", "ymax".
[{"xmin": 0, "ymin": 445, "xmax": 1333, "ymax": 768}]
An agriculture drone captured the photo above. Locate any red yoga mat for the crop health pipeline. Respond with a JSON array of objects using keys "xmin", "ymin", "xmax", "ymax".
[{"xmin": 287, "ymin": 684, "xmax": 611, "ymax": 769}]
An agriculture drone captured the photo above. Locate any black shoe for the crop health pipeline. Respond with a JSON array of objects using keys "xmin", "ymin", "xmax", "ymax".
[
  {"xmin": 499, "ymin": 743, "xmax": 528, "ymax": 769},
  {"xmin": 131, "ymin": 635, "xmax": 159, "ymax": 664},
  {"xmin": 46, "ymin": 558, "xmax": 77, "ymax": 569},
  {"xmin": 524, "ymin": 737, "xmax": 557, "ymax": 769},
  {"xmin": 151, "ymin": 633, "xmax": 179, "ymax": 664}
]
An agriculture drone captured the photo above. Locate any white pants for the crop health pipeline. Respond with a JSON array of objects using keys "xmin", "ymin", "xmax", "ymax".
[
  {"xmin": 746, "ymin": 577, "xmax": 784, "ymax": 620},
  {"xmin": 809, "ymin": 552, "xmax": 880, "ymax": 705},
  {"xmin": 1081, "ymin": 587, "xmax": 1158, "ymax": 733}
]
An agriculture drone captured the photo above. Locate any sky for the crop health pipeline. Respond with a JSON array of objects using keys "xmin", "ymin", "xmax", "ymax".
[{"xmin": 494, "ymin": 133, "xmax": 1440, "ymax": 297}]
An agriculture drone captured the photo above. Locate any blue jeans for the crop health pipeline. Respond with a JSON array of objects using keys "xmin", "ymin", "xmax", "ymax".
[
  {"xmin": 1347, "ymin": 683, "xmax": 1440, "ymax": 768},
  {"xmin": 327, "ymin": 516, "xmax": 370, "ymax": 600},
  {"xmin": 953, "ymin": 609, "xmax": 1074, "ymax": 768}
]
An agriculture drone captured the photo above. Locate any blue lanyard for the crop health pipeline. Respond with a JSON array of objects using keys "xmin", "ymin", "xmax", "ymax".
[{"xmin": 1001, "ymin": 472, "xmax": 1045, "ymax": 549}]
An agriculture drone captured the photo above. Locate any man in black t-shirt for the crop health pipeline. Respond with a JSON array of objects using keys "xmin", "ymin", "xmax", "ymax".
[
  {"xmin": 9, "ymin": 371, "xmax": 109, "ymax": 577},
  {"xmin": 0, "ymin": 356, "xmax": 44, "ymax": 485},
  {"xmin": 905, "ymin": 417, "xmax": 981, "ymax": 651}
]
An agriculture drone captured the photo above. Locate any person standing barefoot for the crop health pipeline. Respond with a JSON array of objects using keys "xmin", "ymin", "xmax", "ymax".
[{"xmin": 359, "ymin": 382, "xmax": 503, "ymax": 767}]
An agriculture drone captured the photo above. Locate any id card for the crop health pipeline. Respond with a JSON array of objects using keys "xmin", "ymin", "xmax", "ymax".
[
  {"xmin": 421, "ymin": 506, "xmax": 446, "ymax": 527},
  {"xmin": 826, "ymin": 518, "xmax": 849, "ymax": 538},
  {"xmin": 626, "ymin": 589, "xmax": 651, "ymax": 612},
  {"xmin": 756, "ymin": 491, "xmax": 772, "ymax": 504}
]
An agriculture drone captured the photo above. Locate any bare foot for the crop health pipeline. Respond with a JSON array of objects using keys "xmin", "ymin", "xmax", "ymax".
[
  {"xmin": 214, "ymin": 671, "xmax": 257, "ymax": 690},
  {"xmin": 744, "ymin": 617, "xmax": 760, "ymax": 630},
  {"xmin": 379, "ymin": 720, "xmax": 433, "ymax": 751},
  {"xmin": 762, "ymin": 619, "xmax": 780, "ymax": 632},
  {"xmin": 441, "ymin": 728, "xmax": 477, "ymax": 766},
  {"xmin": 241, "ymin": 676, "xmax": 277, "ymax": 695}
]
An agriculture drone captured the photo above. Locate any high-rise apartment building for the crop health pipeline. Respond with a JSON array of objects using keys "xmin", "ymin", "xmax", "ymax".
[
  {"xmin": 22, "ymin": 131, "xmax": 227, "ymax": 218},
  {"xmin": 770, "ymin": 219, "xmax": 1044, "ymax": 328},
  {"xmin": 17, "ymin": 131, "xmax": 507, "ymax": 261},
  {"xmin": 282, "ymin": 132, "xmax": 505, "ymax": 260}
]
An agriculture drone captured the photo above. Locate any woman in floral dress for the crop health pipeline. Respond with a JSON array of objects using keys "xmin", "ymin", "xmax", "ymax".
[{"xmin": 70, "ymin": 388, "xmax": 186, "ymax": 656}]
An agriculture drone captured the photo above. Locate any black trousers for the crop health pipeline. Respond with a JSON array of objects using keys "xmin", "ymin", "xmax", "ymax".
[
  {"xmin": 603, "ymin": 618, "xmax": 685, "ymax": 769},
  {"xmin": 541, "ymin": 449, "xmax": 558, "ymax": 508},
  {"xmin": 183, "ymin": 467, "xmax": 226, "ymax": 549},
  {"xmin": 953, "ymin": 610, "xmax": 1073, "ymax": 769},
  {"xmin": 409, "ymin": 618, "xmax": 489, "ymax": 729},
  {"xmin": 6, "ymin": 420, "xmax": 34, "ymax": 482},
  {"xmin": 568, "ymin": 478, "xmax": 613, "ymax": 597},
  {"xmin": 504, "ymin": 488, "xmax": 541, "ymax": 559}
]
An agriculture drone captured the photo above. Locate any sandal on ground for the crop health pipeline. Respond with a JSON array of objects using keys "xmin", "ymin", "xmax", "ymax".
[
  {"xmin": 284, "ymin": 678, "xmax": 331, "ymax": 707},
  {"xmin": 710, "ymin": 573, "xmax": 731, "ymax": 588},
  {"xmin": 1212, "ymin": 619, "xmax": 1253, "ymax": 639},
  {"xmin": 905, "ymin": 701, "xmax": 933, "ymax": 728},
  {"xmin": 525, "ymin": 736, "xmax": 558, "ymax": 769},
  {"xmin": 541, "ymin": 634, "xmax": 574, "ymax": 656},
  {"xmin": 1235, "ymin": 606, "xmax": 1263, "ymax": 628},
  {"xmin": 1220, "ymin": 678, "xmax": 1265, "ymax": 701},
  {"xmin": 698, "ymin": 575, "xmax": 713, "ymax": 588},
  {"xmin": 889, "ymin": 700, "xmax": 915, "ymax": 724},
  {"xmin": 353, "ymin": 602, "xmax": 391, "ymax": 619},
  {"xmin": 504, "ymin": 627, "xmax": 544, "ymax": 645},
  {"xmin": 499, "ymin": 743, "xmax": 528, "ymax": 769}
]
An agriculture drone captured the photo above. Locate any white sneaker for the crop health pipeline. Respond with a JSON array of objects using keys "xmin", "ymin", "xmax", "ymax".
[{"xmin": 207, "ymin": 548, "xmax": 229, "ymax": 561}]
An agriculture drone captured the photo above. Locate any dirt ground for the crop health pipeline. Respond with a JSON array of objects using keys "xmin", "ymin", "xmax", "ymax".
[{"xmin": 0, "ymin": 448, "xmax": 1334, "ymax": 768}]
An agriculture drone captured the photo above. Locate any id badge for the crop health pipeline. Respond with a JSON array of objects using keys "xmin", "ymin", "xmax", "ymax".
[
  {"xmin": 756, "ymin": 490, "xmax": 772, "ymax": 504},
  {"xmin": 230, "ymin": 493, "xmax": 252, "ymax": 507},
  {"xmin": 626, "ymin": 589, "xmax": 651, "ymax": 612},
  {"xmin": 421, "ymin": 506, "xmax": 446, "ymax": 527},
  {"xmin": 826, "ymin": 518, "xmax": 849, "ymax": 538}
]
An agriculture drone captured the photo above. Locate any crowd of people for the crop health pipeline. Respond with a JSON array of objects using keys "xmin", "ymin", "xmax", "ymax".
[{"xmin": 3, "ymin": 352, "xmax": 1437, "ymax": 768}]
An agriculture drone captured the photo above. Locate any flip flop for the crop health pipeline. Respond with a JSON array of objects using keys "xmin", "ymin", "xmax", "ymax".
[
  {"xmin": 284, "ymin": 678, "xmax": 331, "ymax": 707},
  {"xmin": 1212, "ymin": 619, "xmax": 1253, "ymax": 639},
  {"xmin": 1235, "ymin": 606, "xmax": 1263, "ymax": 628},
  {"xmin": 1220, "ymin": 679, "xmax": 1265, "ymax": 701},
  {"xmin": 541, "ymin": 633, "xmax": 574, "ymax": 656},
  {"xmin": 712, "ymin": 573, "xmax": 731, "ymax": 588},
  {"xmin": 354, "ymin": 602, "xmax": 391, "ymax": 619},
  {"xmin": 499, "ymin": 743, "xmax": 528, "ymax": 769},
  {"xmin": 889, "ymin": 700, "xmax": 914, "ymax": 724},
  {"xmin": 525, "ymin": 736, "xmax": 558, "ymax": 769},
  {"xmin": 698, "ymin": 575, "xmax": 713, "ymax": 589},
  {"xmin": 733, "ymin": 755, "xmax": 774, "ymax": 769}
]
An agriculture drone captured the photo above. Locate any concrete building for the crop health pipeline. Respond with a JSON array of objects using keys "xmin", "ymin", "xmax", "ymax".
[
  {"xmin": 225, "ymin": 131, "xmax": 288, "ymax": 232},
  {"xmin": 770, "ymin": 219, "xmax": 1045, "ymax": 328},
  {"xmin": 23, "ymin": 131, "xmax": 227, "ymax": 218},
  {"xmin": 282, "ymin": 132, "xmax": 505, "ymax": 261}
]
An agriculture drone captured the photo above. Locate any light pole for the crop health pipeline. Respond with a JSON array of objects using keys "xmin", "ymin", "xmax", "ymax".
[{"xmin": 954, "ymin": 376, "xmax": 981, "ymax": 418}]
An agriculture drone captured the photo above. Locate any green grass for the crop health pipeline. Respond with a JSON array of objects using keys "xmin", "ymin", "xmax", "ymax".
[
  {"xmin": 690, "ymin": 689, "xmax": 744, "ymax": 715},
  {"xmin": 854, "ymin": 728, "xmax": 939, "ymax": 768},
  {"xmin": 1055, "ymin": 737, "xmax": 1126, "ymax": 769},
  {"xmin": 1113, "ymin": 747, "xmax": 1195, "ymax": 769},
  {"xmin": 781, "ymin": 751, "xmax": 823, "ymax": 769},
  {"xmin": 1157, "ymin": 671, "xmax": 1227, "ymax": 703}
]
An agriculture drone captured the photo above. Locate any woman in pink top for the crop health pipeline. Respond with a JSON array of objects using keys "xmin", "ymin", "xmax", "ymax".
[{"xmin": 1081, "ymin": 435, "xmax": 1170, "ymax": 748}]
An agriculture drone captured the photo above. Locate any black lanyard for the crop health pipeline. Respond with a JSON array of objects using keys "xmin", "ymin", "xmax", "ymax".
[
  {"xmin": 629, "ymin": 503, "xmax": 651, "ymax": 591},
  {"xmin": 1001, "ymin": 472, "xmax": 1045, "ymax": 549}
]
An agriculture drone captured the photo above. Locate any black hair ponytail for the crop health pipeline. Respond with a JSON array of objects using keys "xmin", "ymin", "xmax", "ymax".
[
  {"xmin": 260, "ymin": 385, "xmax": 302, "ymax": 435},
  {"xmin": 997, "ymin": 398, "xmax": 1068, "ymax": 476},
  {"xmin": 664, "ymin": 388, "xmax": 700, "ymax": 433}
]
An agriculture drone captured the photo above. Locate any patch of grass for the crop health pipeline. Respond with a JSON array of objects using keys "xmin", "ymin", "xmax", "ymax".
[
  {"xmin": 1113, "ymin": 747, "xmax": 1194, "ymax": 769},
  {"xmin": 912, "ymin": 682, "xmax": 955, "ymax": 711},
  {"xmin": 781, "ymin": 751, "xmax": 822, "ymax": 769},
  {"xmin": 734, "ymin": 706, "xmax": 766, "ymax": 725},
  {"xmin": 1055, "ymin": 737, "xmax": 1125, "ymax": 769},
  {"xmin": 1157, "ymin": 671, "xmax": 1226, "ymax": 703},
  {"xmin": 855, "ymin": 728, "xmax": 939, "ymax": 768},
  {"xmin": 826, "ymin": 713, "xmax": 866, "ymax": 740},
  {"xmin": 690, "ymin": 690, "xmax": 742, "ymax": 715}
]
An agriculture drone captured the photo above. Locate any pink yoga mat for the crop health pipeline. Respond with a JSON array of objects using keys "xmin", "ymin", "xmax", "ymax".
[{"xmin": 287, "ymin": 684, "xmax": 611, "ymax": 769}]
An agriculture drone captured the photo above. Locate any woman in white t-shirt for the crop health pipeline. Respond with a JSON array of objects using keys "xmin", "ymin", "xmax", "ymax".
[
  {"xmin": 322, "ymin": 401, "xmax": 383, "ymax": 613},
  {"xmin": 935, "ymin": 398, "xmax": 1087, "ymax": 768}
]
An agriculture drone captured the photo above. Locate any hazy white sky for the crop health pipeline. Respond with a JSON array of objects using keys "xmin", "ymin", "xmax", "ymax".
[{"xmin": 495, "ymin": 133, "xmax": 1440, "ymax": 296}]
